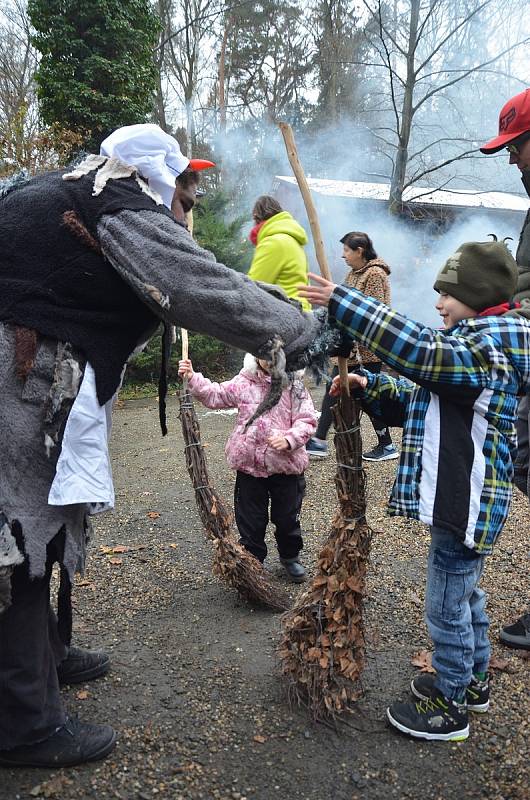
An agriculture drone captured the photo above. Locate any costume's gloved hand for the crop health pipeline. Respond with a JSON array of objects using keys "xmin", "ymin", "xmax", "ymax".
[
  {"xmin": 327, "ymin": 331, "xmax": 354, "ymax": 359},
  {"xmin": 284, "ymin": 307, "xmax": 336, "ymax": 384}
]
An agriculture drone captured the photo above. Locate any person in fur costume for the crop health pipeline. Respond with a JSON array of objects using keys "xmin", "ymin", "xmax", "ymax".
[
  {"xmin": 0, "ymin": 123, "xmax": 324, "ymax": 768},
  {"xmin": 179, "ymin": 354, "xmax": 316, "ymax": 582}
]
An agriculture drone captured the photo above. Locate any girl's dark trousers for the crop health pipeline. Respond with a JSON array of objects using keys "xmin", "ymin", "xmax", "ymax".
[
  {"xmin": 0, "ymin": 532, "xmax": 69, "ymax": 749},
  {"xmin": 234, "ymin": 471, "xmax": 305, "ymax": 563}
]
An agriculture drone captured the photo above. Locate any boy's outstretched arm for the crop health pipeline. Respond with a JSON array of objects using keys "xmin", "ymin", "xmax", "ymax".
[{"xmin": 328, "ymin": 285, "xmax": 498, "ymax": 397}]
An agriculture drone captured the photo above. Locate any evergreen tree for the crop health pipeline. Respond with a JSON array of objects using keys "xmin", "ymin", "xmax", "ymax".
[
  {"xmin": 226, "ymin": 0, "xmax": 311, "ymax": 123},
  {"xmin": 28, "ymin": 0, "xmax": 160, "ymax": 151},
  {"xmin": 193, "ymin": 190, "xmax": 252, "ymax": 273}
]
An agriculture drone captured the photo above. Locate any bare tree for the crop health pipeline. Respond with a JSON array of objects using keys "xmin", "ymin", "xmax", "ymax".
[
  {"xmin": 358, "ymin": 0, "xmax": 530, "ymax": 211},
  {"xmin": 156, "ymin": 0, "xmax": 222, "ymax": 155},
  {"xmin": 311, "ymin": 0, "xmax": 365, "ymax": 124},
  {"xmin": 0, "ymin": 0, "xmax": 38, "ymax": 166},
  {"xmin": 226, "ymin": 0, "xmax": 312, "ymax": 123}
]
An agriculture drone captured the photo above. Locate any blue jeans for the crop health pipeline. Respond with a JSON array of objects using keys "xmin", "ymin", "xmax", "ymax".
[{"xmin": 425, "ymin": 527, "xmax": 490, "ymax": 701}]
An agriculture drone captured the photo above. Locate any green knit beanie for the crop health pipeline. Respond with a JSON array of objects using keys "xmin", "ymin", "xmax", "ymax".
[{"xmin": 433, "ymin": 241, "xmax": 518, "ymax": 311}]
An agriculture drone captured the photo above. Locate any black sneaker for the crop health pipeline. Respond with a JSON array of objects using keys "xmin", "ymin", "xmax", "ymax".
[
  {"xmin": 387, "ymin": 690, "xmax": 469, "ymax": 741},
  {"xmin": 0, "ymin": 716, "xmax": 117, "ymax": 768},
  {"xmin": 499, "ymin": 612, "xmax": 530, "ymax": 650},
  {"xmin": 280, "ymin": 557, "xmax": 307, "ymax": 583},
  {"xmin": 305, "ymin": 438, "xmax": 328, "ymax": 458},
  {"xmin": 362, "ymin": 444, "xmax": 398, "ymax": 462},
  {"xmin": 57, "ymin": 646, "xmax": 110, "ymax": 685},
  {"xmin": 411, "ymin": 672, "xmax": 489, "ymax": 713}
]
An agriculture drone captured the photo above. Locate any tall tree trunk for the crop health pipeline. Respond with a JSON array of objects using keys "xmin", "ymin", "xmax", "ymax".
[
  {"xmin": 153, "ymin": 0, "xmax": 169, "ymax": 131},
  {"xmin": 218, "ymin": 22, "xmax": 229, "ymax": 135},
  {"xmin": 389, "ymin": 0, "xmax": 419, "ymax": 214}
]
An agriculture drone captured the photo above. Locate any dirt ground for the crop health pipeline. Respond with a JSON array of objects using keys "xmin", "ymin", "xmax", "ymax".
[{"xmin": 1, "ymin": 386, "xmax": 529, "ymax": 800}]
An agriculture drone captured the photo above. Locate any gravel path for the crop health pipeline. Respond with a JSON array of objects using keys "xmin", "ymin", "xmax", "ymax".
[{"xmin": 1, "ymin": 387, "xmax": 528, "ymax": 800}]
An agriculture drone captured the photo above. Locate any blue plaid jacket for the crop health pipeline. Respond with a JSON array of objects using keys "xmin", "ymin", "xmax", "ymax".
[{"xmin": 330, "ymin": 285, "xmax": 530, "ymax": 553}]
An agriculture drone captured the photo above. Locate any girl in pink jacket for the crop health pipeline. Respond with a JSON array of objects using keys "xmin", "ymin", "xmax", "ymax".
[{"xmin": 178, "ymin": 354, "xmax": 317, "ymax": 582}]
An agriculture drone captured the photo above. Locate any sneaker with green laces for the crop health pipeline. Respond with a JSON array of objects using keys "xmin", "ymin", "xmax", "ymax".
[
  {"xmin": 387, "ymin": 689, "xmax": 469, "ymax": 741},
  {"xmin": 411, "ymin": 672, "xmax": 489, "ymax": 713}
]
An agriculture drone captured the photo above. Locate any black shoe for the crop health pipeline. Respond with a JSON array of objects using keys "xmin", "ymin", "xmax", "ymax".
[
  {"xmin": 57, "ymin": 646, "xmax": 110, "ymax": 685},
  {"xmin": 280, "ymin": 557, "xmax": 307, "ymax": 583},
  {"xmin": 411, "ymin": 672, "xmax": 489, "ymax": 713},
  {"xmin": 387, "ymin": 689, "xmax": 469, "ymax": 741},
  {"xmin": 499, "ymin": 612, "xmax": 530, "ymax": 650},
  {"xmin": 362, "ymin": 444, "xmax": 398, "ymax": 462},
  {"xmin": 306, "ymin": 438, "xmax": 328, "ymax": 458},
  {"xmin": 0, "ymin": 716, "xmax": 117, "ymax": 768}
]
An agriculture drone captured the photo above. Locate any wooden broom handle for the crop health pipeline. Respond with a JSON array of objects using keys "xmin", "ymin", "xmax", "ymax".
[
  {"xmin": 278, "ymin": 122, "xmax": 349, "ymax": 395},
  {"xmin": 180, "ymin": 326, "xmax": 189, "ymax": 390},
  {"xmin": 181, "ymin": 328, "xmax": 189, "ymax": 360},
  {"xmin": 180, "ymin": 211, "xmax": 192, "ymax": 375},
  {"xmin": 180, "ymin": 209, "xmax": 192, "ymax": 384}
]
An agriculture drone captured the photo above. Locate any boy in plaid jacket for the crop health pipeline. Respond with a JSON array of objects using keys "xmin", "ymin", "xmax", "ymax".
[{"xmin": 299, "ymin": 240, "xmax": 530, "ymax": 742}]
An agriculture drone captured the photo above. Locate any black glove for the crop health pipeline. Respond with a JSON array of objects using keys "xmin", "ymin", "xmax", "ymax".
[{"xmin": 327, "ymin": 331, "xmax": 353, "ymax": 359}]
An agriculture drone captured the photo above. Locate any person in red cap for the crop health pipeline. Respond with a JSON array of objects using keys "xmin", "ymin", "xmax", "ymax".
[{"xmin": 480, "ymin": 87, "xmax": 530, "ymax": 652}]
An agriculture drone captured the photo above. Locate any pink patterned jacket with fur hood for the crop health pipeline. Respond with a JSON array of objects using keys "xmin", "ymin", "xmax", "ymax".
[{"xmin": 187, "ymin": 354, "xmax": 317, "ymax": 478}]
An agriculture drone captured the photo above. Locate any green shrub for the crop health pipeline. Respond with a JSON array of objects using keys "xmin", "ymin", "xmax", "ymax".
[{"xmin": 193, "ymin": 189, "xmax": 252, "ymax": 272}]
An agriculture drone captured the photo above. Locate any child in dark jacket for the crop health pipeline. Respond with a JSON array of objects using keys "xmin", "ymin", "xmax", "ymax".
[{"xmin": 299, "ymin": 240, "xmax": 530, "ymax": 742}]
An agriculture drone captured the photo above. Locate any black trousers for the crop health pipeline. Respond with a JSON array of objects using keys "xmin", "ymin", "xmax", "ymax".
[
  {"xmin": 234, "ymin": 471, "xmax": 305, "ymax": 563},
  {"xmin": 0, "ymin": 534, "xmax": 68, "ymax": 749},
  {"xmin": 315, "ymin": 363, "xmax": 393, "ymax": 446}
]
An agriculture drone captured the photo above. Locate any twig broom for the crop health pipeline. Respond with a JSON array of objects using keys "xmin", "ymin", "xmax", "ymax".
[{"xmin": 277, "ymin": 123, "xmax": 373, "ymax": 718}]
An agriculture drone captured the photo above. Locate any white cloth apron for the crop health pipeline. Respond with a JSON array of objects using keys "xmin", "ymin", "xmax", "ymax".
[{"xmin": 48, "ymin": 363, "xmax": 115, "ymax": 513}]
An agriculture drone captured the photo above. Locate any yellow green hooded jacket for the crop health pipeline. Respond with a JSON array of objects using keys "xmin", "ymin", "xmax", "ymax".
[{"xmin": 247, "ymin": 211, "xmax": 311, "ymax": 311}]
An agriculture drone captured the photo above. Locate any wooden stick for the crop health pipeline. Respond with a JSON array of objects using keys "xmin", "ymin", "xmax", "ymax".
[{"xmin": 278, "ymin": 122, "xmax": 349, "ymax": 395}]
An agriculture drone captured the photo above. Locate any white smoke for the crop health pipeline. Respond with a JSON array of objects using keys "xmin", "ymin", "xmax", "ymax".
[{"xmin": 211, "ymin": 114, "xmax": 525, "ymax": 327}]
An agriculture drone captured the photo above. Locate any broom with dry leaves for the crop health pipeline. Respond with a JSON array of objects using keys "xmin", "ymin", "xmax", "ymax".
[
  {"xmin": 277, "ymin": 123, "xmax": 373, "ymax": 719},
  {"xmin": 177, "ymin": 328, "xmax": 290, "ymax": 612}
]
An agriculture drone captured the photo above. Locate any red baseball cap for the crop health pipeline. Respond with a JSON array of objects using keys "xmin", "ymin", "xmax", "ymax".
[{"xmin": 480, "ymin": 88, "xmax": 530, "ymax": 153}]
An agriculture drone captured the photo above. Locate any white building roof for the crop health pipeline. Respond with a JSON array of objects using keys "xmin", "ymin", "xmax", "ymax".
[{"xmin": 275, "ymin": 176, "xmax": 528, "ymax": 212}]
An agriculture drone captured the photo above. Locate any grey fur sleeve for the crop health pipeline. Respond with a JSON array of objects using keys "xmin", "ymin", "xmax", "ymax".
[{"xmin": 97, "ymin": 210, "xmax": 319, "ymax": 363}]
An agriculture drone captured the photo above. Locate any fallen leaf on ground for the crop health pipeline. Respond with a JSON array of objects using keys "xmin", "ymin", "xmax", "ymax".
[
  {"xmin": 253, "ymin": 734, "xmax": 267, "ymax": 743},
  {"xmin": 411, "ymin": 649, "xmax": 435, "ymax": 672},
  {"xmin": 147, "ymin": 511, "xmax": 161, "ymax": 519},
  {"xmin": 109, "ymin": 557, "xmax": 123, "ymax": 565},
  {"xmin": 76, "ymin": 690, "xmax": 89, "ymax": 700},
  {"xmin": 489, "ymin": 654, "xmax": 518, "ymax": 672},
  {"xmin": 30, "ymin": 775, "xmax": 73, "ymax": 797}
]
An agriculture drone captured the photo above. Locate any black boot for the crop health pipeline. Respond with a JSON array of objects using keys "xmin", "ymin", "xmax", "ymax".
[
  {"xmin": 0, "ymin": 717, "xmax": 117, "ymax": 768},
  {"xmin": 280, "ymin": 557, "xmax": 307, "ymax": 583},
  {"xmin": 57, "ymin": 646, "xmax": 110, "ymax": 685}
]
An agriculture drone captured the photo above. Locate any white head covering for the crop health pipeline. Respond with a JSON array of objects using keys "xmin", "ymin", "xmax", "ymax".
[{"xmin": 100, "ymin": 123, "xmax": 190, "ymax": 209}]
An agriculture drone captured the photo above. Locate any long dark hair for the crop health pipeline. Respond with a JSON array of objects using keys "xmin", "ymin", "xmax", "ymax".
[
  {"xmin": 340, "ymin": 231, "xmax": 377, "ymax": 261},
  {"xmin": 252, "ymin": 195, "xmax": 283, "ymax": 222}
]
